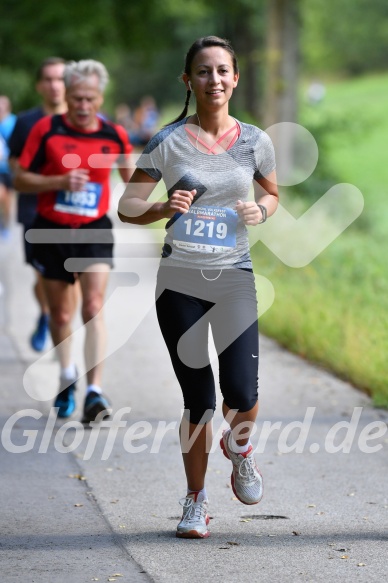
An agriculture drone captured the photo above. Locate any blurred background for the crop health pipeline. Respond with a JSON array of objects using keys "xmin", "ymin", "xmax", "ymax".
[{"xmin": 1, "ymin": 0, "xmax": 387, "ymax": 406}]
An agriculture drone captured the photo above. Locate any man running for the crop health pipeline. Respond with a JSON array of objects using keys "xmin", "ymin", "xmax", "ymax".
[
  {"xmin": 13, "ymin": 59, "xmax": 133, "ymax": 423},
  {"xmin": 9, "ymin": 57, "xmax": 68, "ymax": 351}
]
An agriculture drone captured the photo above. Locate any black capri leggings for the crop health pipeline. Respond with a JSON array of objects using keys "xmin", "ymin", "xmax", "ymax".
[{"xmin": 155, "ymin": 266, "xmax": 259, "ymax": 424}]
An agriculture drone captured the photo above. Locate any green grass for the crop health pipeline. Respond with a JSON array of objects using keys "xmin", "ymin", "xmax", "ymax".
[{"xmin": 255, "ymin": 72, "xmax": 388, "ymax": 407}]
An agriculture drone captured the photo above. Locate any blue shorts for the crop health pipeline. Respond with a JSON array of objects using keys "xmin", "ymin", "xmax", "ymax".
[{"xmin": 0, "ymin": 172, "xmax": 12, "ymax": 189}]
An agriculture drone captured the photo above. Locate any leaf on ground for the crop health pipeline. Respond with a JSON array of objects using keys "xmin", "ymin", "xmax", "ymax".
[
  {"xmin": 111, "ymin": 575, "xmax": 123, "ymax": 578},
  {"xmin": 219, "ymin": 547, "xmax": 230, "ymax": 550},
  {"xmin": 68, "ymin": 474, "xmax": 86, "ymax": 480},
  {"xmin": 357, "ymin": 563, "xmax": 366, "ymax": 567},
  {"xmin": 227, "ymin": 541, "xmax": 240, "ymax": 546},
  {"xmin": 292, "ymin": 531, "xmax": 300, "ymax": 536},
  {"xmin": 340, "ymin": 555, "xmax": 349, "ymax": 559},
  {"xmin": 74, "ymin": 503, "xmax": 83, "ymax": 507},
  {"xmin": 307, "ymin": 504, "xmax": 316, "ymax": 508},
  {"xmin": 240, "ymin": 518, "xmax": 251, "ymax": 522}
]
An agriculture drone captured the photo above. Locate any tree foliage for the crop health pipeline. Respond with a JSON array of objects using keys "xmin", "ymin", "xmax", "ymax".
[
  {"xmin": 302, "ymin": 0, "xmax": 388, "ymax": 75},
  {"xmin": 0, "ymin": 0, "xmax": 116, "ymax": 66},
  {"xmin": 1, "ymin": 0, "xmax": 387, "ymax": 114}
]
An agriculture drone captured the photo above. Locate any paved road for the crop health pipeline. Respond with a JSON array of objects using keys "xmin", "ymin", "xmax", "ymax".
[{"xmin": 0, "ymin": 213, "xmax": 387, "ymax": 583}]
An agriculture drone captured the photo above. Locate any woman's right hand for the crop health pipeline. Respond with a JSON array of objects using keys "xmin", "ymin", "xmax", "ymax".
[{"xmin": 162, "ymin": 189, "xmax": 196, "ymax": 218}]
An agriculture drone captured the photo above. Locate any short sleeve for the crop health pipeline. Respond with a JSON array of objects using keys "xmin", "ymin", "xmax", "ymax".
[
  {"xmin": 115, "ymin": 123, "xmax": 133, "ymax": 155},
  {"xmin": 8, "ymin": 118, "xmax": 26, "ymax": 158},
  {"xmin": 253, "ymin": 130, "xmax": 276, "ymax": 181},
  {"xmin": 9, "ymin": 109, "xmax": 42, "ymax": 158},
  {"xmin": 136, "ymin": 132, "xmax": 164, "ymax": 182},
  {"xmin": 135, "ymin": 121, "xmax": 184, "ymax": 182},
  {"xmin": 18, "ymin": 118, "xmax": 49, "ymax": 172}
]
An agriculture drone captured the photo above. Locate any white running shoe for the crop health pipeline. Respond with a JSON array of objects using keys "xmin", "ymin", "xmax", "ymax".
[
  {"xmin": 176, "ymin": 493, "xmax": 210, "ymax": 539},
  {"xmin": 220, "ymin": 429, "xmax": 263, "ymax": 505}
]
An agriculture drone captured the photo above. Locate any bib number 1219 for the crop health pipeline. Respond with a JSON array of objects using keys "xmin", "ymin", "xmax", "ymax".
[
  {"xmin": 183, "ymin": 218, "xmax": 227, "ymax": 240},
  {"xmin": 172, "ymin": 205, "xmax": 237, "ymax": 253}
]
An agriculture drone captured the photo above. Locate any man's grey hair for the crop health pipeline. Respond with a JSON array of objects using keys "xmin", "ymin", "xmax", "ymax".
[{"xmin": 64, "ymin": 60, "xmax": 109, "ymax": 93}]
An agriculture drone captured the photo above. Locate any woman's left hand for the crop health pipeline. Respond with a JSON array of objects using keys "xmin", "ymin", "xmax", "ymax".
[{"xmin": 235, "ymin": 200, "xmax": 264, "ymax": 226}]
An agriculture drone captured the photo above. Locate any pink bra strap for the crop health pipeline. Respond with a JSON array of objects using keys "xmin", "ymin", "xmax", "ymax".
[
  {"xmin": 185, "ymin": 126, "xmax": 213, "ymax": 151},
  {"xmin": 207, "ymin": 123, "xmax": 239, "ymax": 153},
  {"xmin": 185, "ymin": 123, "xmax": 239, "ymax": 154}
]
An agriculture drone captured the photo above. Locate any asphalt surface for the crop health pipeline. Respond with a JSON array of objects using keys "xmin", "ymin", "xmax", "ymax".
[{"xmin": 0, "ymin": 211, "xmax": 387, "ymax": 583}]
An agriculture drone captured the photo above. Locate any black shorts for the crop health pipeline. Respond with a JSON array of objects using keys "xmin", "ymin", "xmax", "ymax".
[
  {"xmin": 0, "ymin": 172, "xmax": 12, "ymax": 189},
  {"xmin": 23, "ymin": 223, "xmax": 35, "ymax": 266},
  {"xmin": 30, "ymin": 214, "xmax": 114, "ymax": 284},
  {"xmin": 156, "ymin": 266, "xmax": 259, "ymax": 424}
]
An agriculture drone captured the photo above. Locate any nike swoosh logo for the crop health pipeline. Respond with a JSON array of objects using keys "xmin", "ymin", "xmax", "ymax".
[{"xmin": 252, "ymin": 355, "xmax": 258, "ymax": 358}]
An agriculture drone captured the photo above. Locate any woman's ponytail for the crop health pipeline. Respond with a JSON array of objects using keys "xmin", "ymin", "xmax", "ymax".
[{"xmin": 165, "ymin": 89, "xmax": 192, "ymax": 126}]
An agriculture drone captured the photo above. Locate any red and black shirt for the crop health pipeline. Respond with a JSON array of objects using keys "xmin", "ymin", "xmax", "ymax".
[{"xmin": 19, "ymin": 114, "xmax": 132, "ymax": 226}]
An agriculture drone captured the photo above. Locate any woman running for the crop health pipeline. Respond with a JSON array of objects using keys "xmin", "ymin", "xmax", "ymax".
[{"xmin": 118, "ymin": 35, "xmax": 278, "ymax": 538}]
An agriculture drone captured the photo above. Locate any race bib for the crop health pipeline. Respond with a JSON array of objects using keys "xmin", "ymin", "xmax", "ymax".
[
  {"xmin": 173, "ymin": 205, "xmax": 238, "ymax": 253},
  {"xmin": 54, "ymin": 182, "xmax": 102, "ymax": 217}
]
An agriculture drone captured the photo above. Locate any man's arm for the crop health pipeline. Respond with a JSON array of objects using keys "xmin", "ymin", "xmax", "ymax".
[{"xmin": 13, "ymin": 162, "xmax": 90, "ymax": 194}]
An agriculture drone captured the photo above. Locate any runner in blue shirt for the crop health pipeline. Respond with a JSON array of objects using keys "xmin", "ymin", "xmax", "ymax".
[{"xmin": 0, "ymin": 95, "xmax": 16, "ymax": 239}]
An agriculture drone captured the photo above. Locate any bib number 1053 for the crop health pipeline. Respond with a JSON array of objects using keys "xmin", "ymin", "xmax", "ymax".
[{"xmin": 54, "ymin": 182, "xmax": 102, "ymax": 217}]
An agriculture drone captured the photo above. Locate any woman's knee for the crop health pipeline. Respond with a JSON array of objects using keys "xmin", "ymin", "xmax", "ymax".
[
  {"xmin": 222, "ymin": 378, "xmax": 258, "ymax": 413},
  {"xmin": 183, "ymin": 404, "xmax": 215, "ymax": 425}
]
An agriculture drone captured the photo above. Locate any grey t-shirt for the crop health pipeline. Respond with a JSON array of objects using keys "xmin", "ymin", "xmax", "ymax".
[{"xmin": 136, "ymin": 117, "xmax": 276, "ymax": 270}]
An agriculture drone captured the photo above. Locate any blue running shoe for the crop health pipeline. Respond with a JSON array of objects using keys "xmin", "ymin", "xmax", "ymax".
[
  {"xmin": 82, "ymin": 391, "xmax": 112, "ymax": 424},
  {"xmin": 54, "ymin": 383, "xmax": 76, "ymax": 418},
  {"xmin": 30, "ymin": 313, "xmax": 50, "ymax": 352}
]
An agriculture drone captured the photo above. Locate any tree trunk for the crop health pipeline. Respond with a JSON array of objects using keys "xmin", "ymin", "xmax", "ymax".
[{"xmin": 263, "ymin": 0, "xmax": 300, "ymax": 183}]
